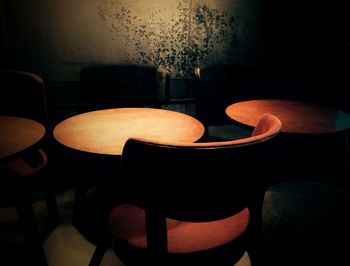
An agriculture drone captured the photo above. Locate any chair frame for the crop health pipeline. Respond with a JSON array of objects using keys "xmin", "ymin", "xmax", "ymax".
[
  {"xmin": 0, "ymin": 69, "xmax": 59, "ymax": 265},
  {"xmin": 110, "ymin": 114, "xmax": 281, "ymax": 266}
]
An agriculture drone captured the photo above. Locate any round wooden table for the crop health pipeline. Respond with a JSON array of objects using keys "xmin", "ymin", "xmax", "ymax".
[
  {"xmin": 226, "ymin": 99, "xmax": 350, "ymax": 134},
  {"xmin": 0, "ymin": 115, "xmax": 45, "ymax": 160},
  {"xmin": 54, "ymin": 108, "xmax": 205, "ymax": 225},
  {"xmin": 226, "ymin": 99, "xmax": 350, "ymax": 184},
  {"xmin": 53, "ymin": 108, "xmax": 205, "ymax": 156}
]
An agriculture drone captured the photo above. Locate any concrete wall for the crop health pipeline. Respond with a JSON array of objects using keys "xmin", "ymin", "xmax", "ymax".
[{"xmin": 1, "ymin": 0, "xmax": 261, "ymax": 80}]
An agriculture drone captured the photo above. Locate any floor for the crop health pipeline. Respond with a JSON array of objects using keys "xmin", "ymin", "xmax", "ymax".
[
  {"xmin": 1, "ymin": 177, "xmax": 350, "ymax": 266},
  {"xmin": 263, "ymin": 180, "xmax": 350, "ymax": 266},
  {"xmin": 0, "ymin": 185, "xmax": 250, "ymax": 266}
]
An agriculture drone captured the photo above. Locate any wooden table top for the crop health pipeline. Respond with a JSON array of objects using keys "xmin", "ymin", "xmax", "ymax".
[
  {"xmin": 226, "ymin": 99, "xmax": 350, "ymax": 134},
  {"xmin": 53, "ymin": 108, "xmax": 205, "ymax": 155},
  {"xmin": 0, "ymin": 115, "xmax": 45, "ymax": 160}
]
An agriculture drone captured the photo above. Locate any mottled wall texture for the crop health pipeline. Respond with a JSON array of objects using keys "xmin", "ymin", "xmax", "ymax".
[
  {"xmin": 1, "ymin": 0, "xmax": 261, "ymax": 80},
  {"xmin": 97, "ymin": 0, "xmax": 260, "ymax": 77}
]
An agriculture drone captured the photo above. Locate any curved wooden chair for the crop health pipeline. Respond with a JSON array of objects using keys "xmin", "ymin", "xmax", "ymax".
[
  {"xmin": 0, "ymin": 70, "xmax": 48, "ymax": 123},
  {"xmin": 107, "ymin": 113, "xmax": 281, "ymax": 266},
  {"xmin": 0, "ymin": 70, "xmax": 58, "ymax": 265}
]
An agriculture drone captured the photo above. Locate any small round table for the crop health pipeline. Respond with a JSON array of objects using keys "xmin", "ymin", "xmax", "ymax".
[
  {"xmin": 226, "ymin": 99, "xmax": 350, "ymax": 184},
  {"xmin": 53, "ymin": 107, "xmax": 205, "ymax": 155},
  {"xmin": 0, "ymin": 115, "xmax": 45, "ymax": 161},
  {"xmin": 226, "ymin": 99, "xmax": 350, "ymax": 134}
]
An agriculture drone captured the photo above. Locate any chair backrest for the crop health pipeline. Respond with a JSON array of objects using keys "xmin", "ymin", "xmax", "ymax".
[
  {"xmin": 118, "ymin": 113, "xmax": 281, "ymax": 220},
  {"xmin": 116, "ymin": 113, "xmax": 281, "ymax": 263},
  {"xmin": 0, "ymin": 70, "xmax": 47, "ymax": 124},
  {"xmin": 79, "ymin": 64, "xmax": 169, "ymax": 109},
  {"xmin": 116, "ymin": 115, "xmax": 278, "ymax": 262}
]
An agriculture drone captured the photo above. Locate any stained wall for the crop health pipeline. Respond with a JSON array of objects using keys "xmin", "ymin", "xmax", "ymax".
[{"xmin": 1, "ymin": 0, "xmax": 261, "ymax": 80}]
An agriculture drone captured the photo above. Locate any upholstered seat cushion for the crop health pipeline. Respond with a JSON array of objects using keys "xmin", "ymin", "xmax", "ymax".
[{"xmin": 109, "ymin": 203, "xmax": 249, "ymax": 253}]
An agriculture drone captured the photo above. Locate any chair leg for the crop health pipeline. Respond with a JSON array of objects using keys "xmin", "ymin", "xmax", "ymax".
[
  {"xmin": 88, "ymin": 222, "xmax": 112, "ymax": 266},
  {"xmin": 17, "ymin": 198, "xmax": 48, "ymax": 266},
  {"xmin": 89, "ymin": 216, "xmax": 111, "ymax": 266},
  {"xmin": 247, "ymin": 190, "xmax": 265, "ymax": 266},
  {"xmin": 89, "ymin": 245, "xmax": 107, "ymax": 266},
  {"xmin": 44, "ymin": 182, "xmax": 59, "ymax": 229},
  {"xmin": 73, "ymin": 186, "xmax": 87, "ymax": 227},
  {"xmin": 89, "ymin": 188, "xmax": 114, "ymax": 266},
  {"xmin": 247, "ymin": 235, "xmax": 262, "ymax": 266}
]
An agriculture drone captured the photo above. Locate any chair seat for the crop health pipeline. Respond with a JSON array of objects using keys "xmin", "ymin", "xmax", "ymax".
[
  {"xmin": 109, "ymin": 203, "xmax": 249, "ymax": 254},
  {"xmin": 0, "ymin": 149, "xmax": 47, "ymax": 177},
  {"xmin": 0, "ymin": 149, "xmax": 48, "ymax": 207}
]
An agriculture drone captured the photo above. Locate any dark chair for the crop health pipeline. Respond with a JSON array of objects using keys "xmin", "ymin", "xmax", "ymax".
[
  {"xmin": 79, "ymin": 64, "xmax": 169, "ymax": 111},
  {"xmin": 0, "ymin": 70, "xmax": 58, "ymax": 265},
  {"xmin": 106, "ymin": 113, "xmax": 281, "ymax": 266},
  {"xmin": 0, "ymin": 70, "xmax": 48, "ymax": 124},
  {"xmin": 194, "ymin": 64, "xmax": 273, "ymax": 141}
]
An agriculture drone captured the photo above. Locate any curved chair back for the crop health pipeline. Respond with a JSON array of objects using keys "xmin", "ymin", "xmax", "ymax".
[
  {"xmin": 119, "ymin": 113, "xmax": 281, "ymax": 221},
  {"xmin": 113, "ymin": 114, "xmax": 281, "ymax": 266},
  {"xmin": 0, "ymin": 70, "xmax": 47, "ymax": 124}
]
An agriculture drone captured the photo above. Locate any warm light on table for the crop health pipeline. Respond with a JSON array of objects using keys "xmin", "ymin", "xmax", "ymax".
[{"xmin": 53, "ymin": 108, "xmax": 204, "ymax": 155}]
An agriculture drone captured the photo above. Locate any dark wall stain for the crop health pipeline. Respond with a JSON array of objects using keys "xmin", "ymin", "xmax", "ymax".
[{"xmin": 98, "ymin": 1, "xmax": 241, "ymax": 78}]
